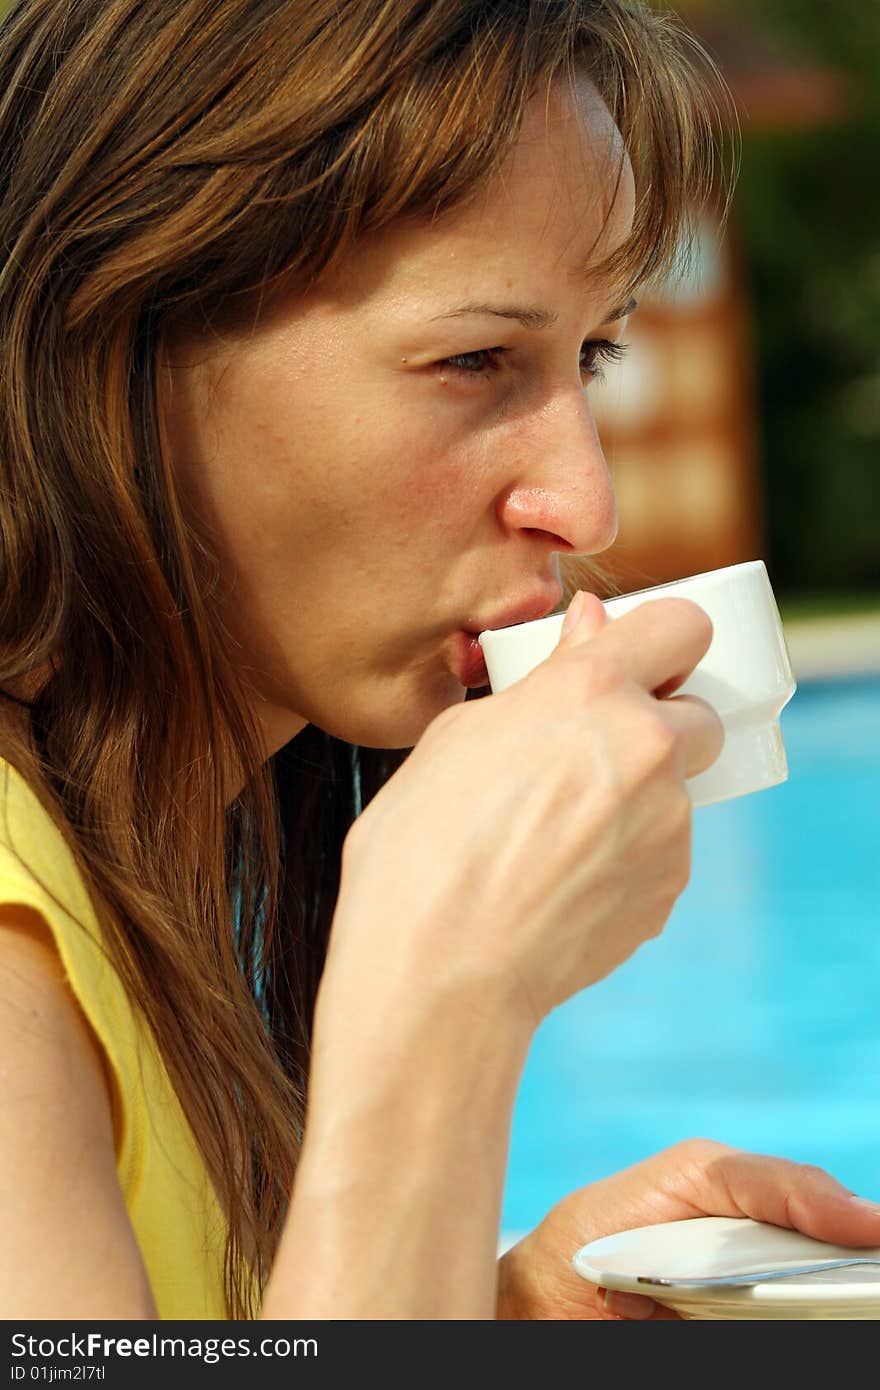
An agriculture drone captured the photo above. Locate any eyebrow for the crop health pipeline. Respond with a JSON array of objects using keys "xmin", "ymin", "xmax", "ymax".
[{"xmin": 430, "ymin": 297, "xmax": 637, "ymax": 330}]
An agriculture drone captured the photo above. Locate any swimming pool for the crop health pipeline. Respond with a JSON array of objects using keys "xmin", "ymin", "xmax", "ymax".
[{"xmin": 502, "ymin": 673, "xmax": 880, "ymax": 1237}]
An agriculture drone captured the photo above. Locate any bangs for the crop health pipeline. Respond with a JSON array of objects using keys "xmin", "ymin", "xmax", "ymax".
[
  {"xmin": 579, "ymin": 8, "xmax": 736, "ymax": 299},
  {"xmin": 176, "ymin": 2, "xmax": 734, "ymax": 328},
  {"xmin": 305, "ymin": 0, "xmax": 734, "ymax": 296}
]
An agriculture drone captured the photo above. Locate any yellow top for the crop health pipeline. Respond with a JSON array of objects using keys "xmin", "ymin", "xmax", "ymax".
[{"xmin": 0, "ymin": 756, "xmax": 229, "ymax": 1319}]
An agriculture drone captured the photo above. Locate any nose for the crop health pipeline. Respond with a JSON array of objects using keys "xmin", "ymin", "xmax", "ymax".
[{"xmin": 496, "ymin": 387, "xmax": 618, "ymax": 555}]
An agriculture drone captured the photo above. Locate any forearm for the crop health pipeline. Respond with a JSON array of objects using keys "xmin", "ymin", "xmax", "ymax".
[{"xmin": 260, "ymin": 974, "xmax": 531, "ymax": 1319}]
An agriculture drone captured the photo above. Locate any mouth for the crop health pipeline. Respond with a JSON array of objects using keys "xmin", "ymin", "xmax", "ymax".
[
  {"xmin": 448, "ymin": 631, "xmax": 493, "ymax": 689},
  {"xmin": 448, "ymin": 582, "xmax": 565, "ymax": 690}
]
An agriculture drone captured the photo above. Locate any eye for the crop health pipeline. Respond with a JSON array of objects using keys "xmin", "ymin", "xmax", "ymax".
[
  {"xmin": 437, "ymin": 339, "xmax": 629, "ymax": 382},
  {"xmin": 441, "ymin": 347, "xmax": 507, "ymax": 375},
  {"xmin": 580, "ymin": 339, "xmax": 629, "ymax": 383}
]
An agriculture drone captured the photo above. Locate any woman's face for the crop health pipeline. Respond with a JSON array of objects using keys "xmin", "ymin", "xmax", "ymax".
[{"xmin": 162, "ymin": 74, "xmax": 634, "ymax": 754}]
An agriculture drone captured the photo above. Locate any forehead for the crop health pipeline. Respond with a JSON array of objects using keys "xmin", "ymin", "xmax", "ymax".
[{"xmin": 314, "ymin": 73, "xmax": 635, "ymax": 319}]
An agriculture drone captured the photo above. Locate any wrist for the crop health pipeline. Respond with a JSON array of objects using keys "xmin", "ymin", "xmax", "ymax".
[
  {"xmin": 268, "ymin": 974, "xmax": 531, "ymax": 1318},
  {"xmin": 308, "ymin": 960, "xmax": 532, "ymax": 1138},
  {"xmin": 313, "ymin": 948, "xmax": 534, "ymax": 1092}
]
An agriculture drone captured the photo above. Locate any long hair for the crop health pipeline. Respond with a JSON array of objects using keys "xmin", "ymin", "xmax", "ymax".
[{"xmin": 0, "ymin": 0, "xmax": 732, "ymax": 1317}]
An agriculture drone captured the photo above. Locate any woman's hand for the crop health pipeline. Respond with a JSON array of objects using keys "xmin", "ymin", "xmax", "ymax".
[
  {"xmin": 292, "ymin": 597, "xmax": 724, "ymax": 1320},
  {"xmin": 496, "ymin": 1139, "xmax": 880, "ymax": 1319},
  {"xmin": 326, "ymin": 592, "xmax": 723, "ymax": 1031}
]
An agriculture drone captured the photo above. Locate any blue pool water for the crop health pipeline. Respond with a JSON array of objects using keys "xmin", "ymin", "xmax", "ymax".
[{"xmin": 502, "ymin": 674, "xmax": 880, "ymax": 1234}]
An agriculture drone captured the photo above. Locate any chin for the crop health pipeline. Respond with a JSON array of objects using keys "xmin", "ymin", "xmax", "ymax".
[{"xmin": 315, "ymin": 674, "xmax": 470, "ymax": 749}]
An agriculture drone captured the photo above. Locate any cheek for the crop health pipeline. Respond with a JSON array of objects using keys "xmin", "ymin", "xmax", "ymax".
[
  {"xmin": 359, "ymin": 417, "xmax": 489, "ymax": 538},
  {"xmin": 390, "ymin": 461, "xmax": 471, "ymax": 526},
  {"xmin": 229, "ymin": 354, "xmax": 493, "ymax": 552}
]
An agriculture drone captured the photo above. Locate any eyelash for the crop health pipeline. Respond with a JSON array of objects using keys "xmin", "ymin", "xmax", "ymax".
[{"xmin": 440, "ymin": 339, "xmax": 629, "ymax": 384}]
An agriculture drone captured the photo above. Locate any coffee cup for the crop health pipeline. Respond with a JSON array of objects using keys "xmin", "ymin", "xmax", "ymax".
[{"xmin": 478, "ymin": 560, "xmax": 796, "ymax": 808}]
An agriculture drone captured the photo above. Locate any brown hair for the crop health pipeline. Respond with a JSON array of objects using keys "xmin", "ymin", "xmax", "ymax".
[{"xmin": 0, "ymin": 0, "xmax": 732, "ymax": 1316}]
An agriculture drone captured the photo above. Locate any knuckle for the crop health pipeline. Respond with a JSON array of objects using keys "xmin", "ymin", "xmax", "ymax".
[
  {"xmin": 639, "ymin": 710, "xmax": 678, "ymax": 769},
  {"xmin": 572, "ymin": 646, "xmax": 627, "ymax": 699},
  {"xmin": 794, "ymin": 1161, "xmax": 831, "ymax": 1184},
  {"xmin": 693, "ymin": 696, "xmax": 725, "ymax": 753},
  {"xmin": 669, "ymin": 1136, "xmax": 733, "ymax": 1167}
]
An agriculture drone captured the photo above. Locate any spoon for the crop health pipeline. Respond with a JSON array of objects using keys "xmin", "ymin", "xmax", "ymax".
[{"xmin": 636, "ymin": 1258, "xmax": 880, "ymax": 1289}]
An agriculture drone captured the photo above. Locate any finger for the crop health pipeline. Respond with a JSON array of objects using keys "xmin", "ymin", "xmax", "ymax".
[
  {"xmin": 556, "ymin": 589, "xmax": 607, "ymax": 647},
  {"xmin": 602, "ymin": 1289, "xmax": 671, "ymax": 1320},
  {"xmin": 657, "ymin": 694, "xmax": 725, "ymax": 779},
  {"xmin": 575, "ymin": 597, "xmax": 714, "ymax": 695},
  {"xmin": 707, "ymin": 1151, "xmax": 880, "ymax": 1249}
]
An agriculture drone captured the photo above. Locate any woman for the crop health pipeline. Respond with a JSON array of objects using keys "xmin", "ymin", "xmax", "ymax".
[{"xmin": 1, "ymin": 0, "xmax": 877, "ymax": 1321}]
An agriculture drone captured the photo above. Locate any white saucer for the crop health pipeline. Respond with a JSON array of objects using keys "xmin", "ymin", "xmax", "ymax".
[{"xmin": 573, "ymin": 1217, "xmax": 880, "ymax": 1320}]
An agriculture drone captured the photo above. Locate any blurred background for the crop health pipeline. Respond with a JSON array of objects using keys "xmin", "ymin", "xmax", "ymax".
[
  {"xmin": 507, "ymin": 0, "xmax": 880, "ymax": 1245},
  {"xmin": 585, "ymin": 0, "xmax": 879, "ymax": 632}
]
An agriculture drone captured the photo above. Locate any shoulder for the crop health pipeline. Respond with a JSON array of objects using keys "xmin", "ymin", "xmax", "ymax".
[
  {"xmin": 0, "ymin": 899, "xmax": 114, "ymax": 1120},
  {"xmin": 0, "ymin": 755, "xmax": 138, "ymax": 1064},
  {"xmin": 0, "ymin": 755, "xmax": 157, "ymax": 1314},
  {"xmin": 0, "ymin": 899, "xmax": 157, "ymax": 1315},
  {"xmin": 0, "ymin": 755, "xmax": 146, "ymax": 1199},
  {"xmin": 0, "ymin": 755, "xmax": 93, "ymax": 920},
  {"xmin": 0, "ymin": 755, "xmax": 225, "ymax": 1317}
]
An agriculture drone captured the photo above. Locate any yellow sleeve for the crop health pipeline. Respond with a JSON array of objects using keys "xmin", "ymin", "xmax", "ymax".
[
  {"xmin": 0, "ymin": 758, "xmax": 143, "ymax": 1194},
  {"xmin": 0, "ymin": 757, "xmax": 232, "ymax": 1318}
]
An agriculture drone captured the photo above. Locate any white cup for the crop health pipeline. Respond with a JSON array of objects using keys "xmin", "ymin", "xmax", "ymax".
[{"xmin": 478, "ymin": 560, "xmax": 797, "ymax": 808}]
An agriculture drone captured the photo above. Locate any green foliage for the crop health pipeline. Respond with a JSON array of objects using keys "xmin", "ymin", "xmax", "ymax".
[{"xmin": 719, "ymin": 0, "xmax": 880, "ymax": 597}]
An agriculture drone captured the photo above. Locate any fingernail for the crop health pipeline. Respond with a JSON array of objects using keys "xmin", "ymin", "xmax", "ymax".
[
  {"xmin": 603, "ymin": 1289, "xmax": 657, "ymax": 1320},
  {"xmin": 850, "ymin": 1196, "xmax": 880, "ymax": 1214},
  {"xmin": 560, "ymin": 590, "xmax": 585, "ymax": 637}
]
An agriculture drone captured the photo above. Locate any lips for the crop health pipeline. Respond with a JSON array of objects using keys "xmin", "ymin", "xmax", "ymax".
[
  {"xmin": 451, "ymin": 631, "xmax": 492, "ymax": 689},
  {"xmin": 447, "ymin": 582, "xmax": 565, "ymax": 689},
  {"xmin": 465, "ymin": 582, "xmax": 565, "ymax": 637}
]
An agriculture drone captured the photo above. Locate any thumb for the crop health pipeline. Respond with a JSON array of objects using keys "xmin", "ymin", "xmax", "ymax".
[{"xmin": 556, "ymin": 589, "xmax": 607, "ymax": 649}]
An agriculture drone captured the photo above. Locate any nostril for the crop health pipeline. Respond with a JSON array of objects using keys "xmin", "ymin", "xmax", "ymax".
[{"xmin": 522, "ymin": 528, "xmax": 574, "ymax": 549}]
